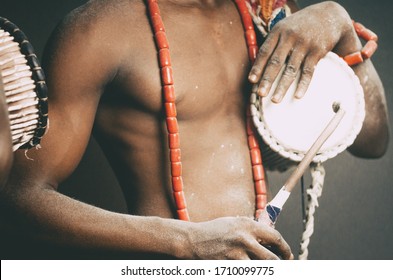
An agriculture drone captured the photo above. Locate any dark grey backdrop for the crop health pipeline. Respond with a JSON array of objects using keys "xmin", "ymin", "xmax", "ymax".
[{"xmin": 1, "ymin": 0, "xmax": 392, "ymax": 259}]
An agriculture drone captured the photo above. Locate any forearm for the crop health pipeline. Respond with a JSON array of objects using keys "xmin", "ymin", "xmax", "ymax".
[
  {"xmin": 348, "ymin": 59, "xmax": 389, "ymax": 158},
  {"xmin": 0, "ymin": 184, "xmax": 189, "ymax": 258},
  {"xmin": 333, "ymin": 17, "xmax": 389, "ymax": 158}
]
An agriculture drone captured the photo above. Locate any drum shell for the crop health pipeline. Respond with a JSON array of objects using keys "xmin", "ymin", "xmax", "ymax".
[{"xmin": 0, "ymin": 17, "xmax": 48, "ymax": 151}]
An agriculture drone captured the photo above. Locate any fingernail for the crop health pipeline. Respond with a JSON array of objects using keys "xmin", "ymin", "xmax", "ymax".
[
  {"xmin": 271, "ymin": 95, "xmax": 282, "ymax": 103},
  {"xmin": 258, "ymin": 84, "xmax": 268, "ymax": 97},
  {"xmin": 295, "ymin": 91, "xmax": 305, "ymax": 99},
  {"xmin": 249, "ymin": 74, "xmax": 257, "ymax": 82}
]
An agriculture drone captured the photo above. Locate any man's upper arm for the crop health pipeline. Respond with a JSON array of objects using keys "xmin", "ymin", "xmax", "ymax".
[{"xmin": 9, "ymin": 12, "xmax": 118, "ymax": 188}]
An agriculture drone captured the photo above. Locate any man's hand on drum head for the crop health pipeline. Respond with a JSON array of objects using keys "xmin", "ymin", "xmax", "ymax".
[
  {"xmin": 185, "ymin": 217, "xmax": 294, "ymax": 260},
  {"xmin": 248, "ymin": 2, "xmax": 355, "ymax": 103}
]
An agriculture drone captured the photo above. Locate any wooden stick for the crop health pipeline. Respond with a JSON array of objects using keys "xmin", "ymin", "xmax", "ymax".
[
  {"xmin": 284, "ymin": 106, "xmax": 346, "ymax": 192},
  {"xmin": 258, "ymin": 106, "xmax": 346, "ymax": 225}
]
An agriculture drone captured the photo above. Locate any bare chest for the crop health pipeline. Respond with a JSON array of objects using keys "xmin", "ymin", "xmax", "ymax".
[{"xmin": 108, "ymin": 2, "xmax": 252, "ymax": 120}]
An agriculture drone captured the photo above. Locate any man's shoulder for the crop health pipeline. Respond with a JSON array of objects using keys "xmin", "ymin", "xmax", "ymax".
[
  {"xmin": 43, "ymin": 0, "xmax": 151, "ymax": 79},
  {"xmin": 46, "ymin": 0, "xmax": 149, "ymax": 57},
  {"xmin": 61, "ymin": 0, "xmax": 146, "ymax": 33}
]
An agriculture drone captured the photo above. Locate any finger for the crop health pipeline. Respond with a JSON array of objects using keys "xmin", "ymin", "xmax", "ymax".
[
  {"xmin": 248, "ymin": 32, "xmax": 279, "ymax": 84},
  {"xmin": 246, "ymin": 239, "xmax": 280, "ymax": 260},
  {"xmin": 256, "ymin": 41, "xmax": 294, "ymax": 97},
  {"xmin": 226, "ymin": 251, "xmax": 251, "ymax": 260},
  {"xmin": 270, "ymin": 49, "xmax": 305, "ymax": 103},
  {"xmin": 269, "ymin": 245, "xmax": 295, "ymax": 260},
  {"xmin": 256, "ymin": 225, "xmax": 293, "ymax": 260},
  {"xmin": 268, "ymin": 234, "xmax": 293, "ymax": 260},
  {"xmin": 293, "ymin": 52, "xmax": 322, "ymax": 99}
]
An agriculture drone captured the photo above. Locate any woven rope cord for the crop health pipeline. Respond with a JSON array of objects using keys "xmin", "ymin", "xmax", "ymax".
[{"xmin": 298, "ymin": 163, "xmax": 325, "ymax": 260}]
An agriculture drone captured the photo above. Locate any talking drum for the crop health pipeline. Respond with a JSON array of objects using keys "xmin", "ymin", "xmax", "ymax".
[
  {"xmin": 250, "ymin": 52, "xmax": 365, "ymax": 171},
  {"xmin": 0, "ymin": 17, "xmax": 48, "ymax": 151}
]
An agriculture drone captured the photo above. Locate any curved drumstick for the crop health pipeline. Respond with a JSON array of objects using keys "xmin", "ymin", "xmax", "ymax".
[{"xmin": 258, "ymin": 104, "xmax": 346, "ymax": 226}]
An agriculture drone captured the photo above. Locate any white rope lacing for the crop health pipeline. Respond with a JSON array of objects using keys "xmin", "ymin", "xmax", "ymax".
[
  {"xmin": 298, "ymin": 163, "xmax": 325, "ymax": 260},
  {"xmin": 245, "ymin": 2, "xmax": 269, "ymax": 37}
]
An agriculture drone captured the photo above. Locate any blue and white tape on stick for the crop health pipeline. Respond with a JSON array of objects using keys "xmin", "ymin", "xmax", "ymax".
[
  {"xmin": 266, "ymin": 187, "xmax": 291, "ymax": 223},
  {"xmin": 258, "ymin": 106, "xmax": 346, "ymax": 226}
]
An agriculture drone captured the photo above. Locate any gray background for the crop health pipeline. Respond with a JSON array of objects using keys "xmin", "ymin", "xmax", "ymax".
[{"xmin": 1, "ymin": 0, "xmax": 392, "ymax": 259}]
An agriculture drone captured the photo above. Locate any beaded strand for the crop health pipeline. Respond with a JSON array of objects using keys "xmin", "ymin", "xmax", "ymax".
[
  {"xmin": 147, "ymin": 0, "xmax": 189, "ymax": 221},
  {"xmin": 235, "ymin": 0, "xmax": 268, "ymax": 219},
  {"xmin": 147, "ymin": 0, "xmax": 267, "ymax": 221},
  {"xmin": 343, "ymin": 20, "xmax": 378, "ymax": 66}
]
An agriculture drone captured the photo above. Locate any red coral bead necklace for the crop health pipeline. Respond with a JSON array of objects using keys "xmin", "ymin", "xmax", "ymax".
[{"xmin": 146, "ymin": 0, "xmax": 267, "ymax": 221}]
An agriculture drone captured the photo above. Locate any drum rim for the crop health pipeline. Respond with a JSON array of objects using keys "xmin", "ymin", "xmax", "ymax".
[
  {"xmin": 0, "ymin": 16, "xmax": 48, "ymax": 150},
  {"xmin": 250, "ymin": 52, "xmax": 366, "ymax": 163}
]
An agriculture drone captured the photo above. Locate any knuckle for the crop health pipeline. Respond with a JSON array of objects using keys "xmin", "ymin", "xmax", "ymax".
[
  {"xmin": 283, "ymin": 27, "xmax": 296, "ymax": 38},
  {"xmin": 250, "ymin": 66, "xmax": 263, "ymax": 75},
  {"xmin": 275, "ymin": 21, "xmax": 299, "ymax": 40},
  {"xmin": 268, "ymin": 55, "xmax": 282, "ymax": 67},
  {"xmin": 273, "ymin": 232, "xmax": 284, "ymax": 245},
  {"xmin": 301, "ymin": 65, "xmax": 314, "ymax": 77},
  {"xmin": 258, "ymin": 44, "xmax": 269, "ymax": 55},
  {"xmin": 261, "ymin": 76, "xmax": 272, "ymax": 84},
  {"xmin": 294, "ymin": 36, "xmax": 305, "ymax": 46},
  {"xmin": 258, "ymin": 40, "xmax": 273, "ymax": 56},
  {"xmin": 276, "ymin": 235, "xmax": 283, "ymax": 245},
  {"xmin": 282, "ymin": 64, "xmax": 297, "ymax": 78}
]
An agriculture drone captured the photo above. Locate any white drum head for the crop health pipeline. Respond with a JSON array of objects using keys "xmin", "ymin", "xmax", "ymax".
[{"xmin": 251, "ymin": 52, "xmax": 365, "ymax": 163}]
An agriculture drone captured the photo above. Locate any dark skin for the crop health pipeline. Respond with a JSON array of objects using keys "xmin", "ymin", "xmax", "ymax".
[
  {"xmin": 0, "ymin": 0, "xmax": 389, "ymax": 259},
  {"xmin": 0, "ymin": 80, "xmax": 13, "ymax": 188}
]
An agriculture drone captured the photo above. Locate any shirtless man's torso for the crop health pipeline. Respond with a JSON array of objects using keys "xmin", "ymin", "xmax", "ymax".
[{"xmin": 1, "ymin": 0, "xmax": 389, "ymax": 259}]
